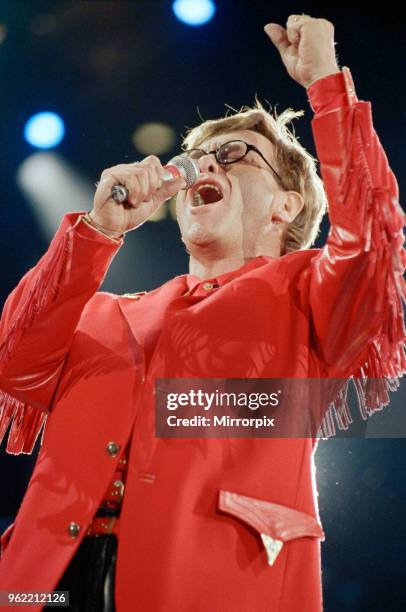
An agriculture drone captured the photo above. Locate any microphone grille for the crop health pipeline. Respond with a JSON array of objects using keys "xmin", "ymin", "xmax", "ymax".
[{"xmin": 167, "ymin": 155, "xmax": 200, "ymax": 188}]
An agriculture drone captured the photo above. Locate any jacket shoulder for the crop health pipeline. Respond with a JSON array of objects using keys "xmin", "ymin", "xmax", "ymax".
[{"xmin": 262, "ymin": 248, "xmax": 322, "ymax": 274}]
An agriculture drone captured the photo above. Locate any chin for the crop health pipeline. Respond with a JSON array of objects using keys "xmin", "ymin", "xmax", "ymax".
[
  {"xmin": 183, "ymin": 223, "xmax": 218, "ymax": 247},
  {"xmin": 186, "ymin": 237, "xmax": 215, "ymax": 251}
]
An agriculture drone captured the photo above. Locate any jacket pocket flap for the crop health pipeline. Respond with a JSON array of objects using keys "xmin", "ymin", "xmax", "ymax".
[{"xmin": 219, "ymin": 490, "xmax": 325, "ymax": 543}]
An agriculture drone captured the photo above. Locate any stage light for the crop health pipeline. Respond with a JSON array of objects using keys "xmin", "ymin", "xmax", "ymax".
[
  {"xmin": 132, "ymin": 122, "xmax": 176, "ymax": 155},
  {"xmin": 17, "ymin": 152, "xmax": 93, "ymax": 237},
  {"xmin": 172, "ymin": 0, "xmax": 216, "ymax": 27},
  {"xmin": 24, "ymin": 112, "xmax": 65, "ymax": 149}
]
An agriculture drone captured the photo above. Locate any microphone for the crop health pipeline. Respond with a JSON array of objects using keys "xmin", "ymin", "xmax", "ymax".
[{"xmin": 110, "ymin": 155, "xmax": 200, "ymax": 203}]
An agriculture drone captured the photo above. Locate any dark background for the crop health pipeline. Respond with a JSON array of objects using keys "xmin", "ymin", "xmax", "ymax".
[{"xmin": 0, "ymin": 2, "xmax": 405, "ymax": 610}]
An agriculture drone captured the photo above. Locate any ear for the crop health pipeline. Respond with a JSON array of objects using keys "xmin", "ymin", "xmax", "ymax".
[{"xmin": 271, "ymin": 191, "xmax": 304, "ymax": 224}]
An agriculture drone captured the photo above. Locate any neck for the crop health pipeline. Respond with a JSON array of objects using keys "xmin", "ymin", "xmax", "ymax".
[
  {"xmin": 186, "ymin": 231, "xmax": 283, "ymax": 280},
  {"xmin": 188, "ymin": 255, "xmax": 258, "ymax": 280}
]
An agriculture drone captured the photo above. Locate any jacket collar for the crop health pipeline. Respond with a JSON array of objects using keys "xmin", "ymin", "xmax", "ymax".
[{"xmin": 185, "ymin": 255, "xmax": 272, "ymax": 293}]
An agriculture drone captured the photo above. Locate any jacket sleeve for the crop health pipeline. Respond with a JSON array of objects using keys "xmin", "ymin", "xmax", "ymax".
[
  {"xmin": 0, "ymin": 212, "xmax": 123, "ymax": 454},
  {"xmin": 304, "ymin": 67, "xmax": 406, "ymax": 436}
]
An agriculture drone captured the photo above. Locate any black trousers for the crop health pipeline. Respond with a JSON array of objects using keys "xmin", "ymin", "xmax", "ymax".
[{"xmin": 45, "ymin": 535, "xmax": 117, "ymax": 611}]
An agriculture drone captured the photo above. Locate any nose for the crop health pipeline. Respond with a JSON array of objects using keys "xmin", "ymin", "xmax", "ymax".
[{"xmin": 197, "ymin": 152, "xmax": 222, "ymax": 175}]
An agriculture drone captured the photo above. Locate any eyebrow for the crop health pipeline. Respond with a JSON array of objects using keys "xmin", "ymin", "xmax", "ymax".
[{"xmin": 200, "ymin": 142, "xmax": 221, "ymax": 151}]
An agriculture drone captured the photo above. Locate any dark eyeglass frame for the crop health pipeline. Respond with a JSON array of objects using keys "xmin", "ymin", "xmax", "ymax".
[{"xmin": 182, "ymin": 139, "xmax": 285, "ymax": 188}]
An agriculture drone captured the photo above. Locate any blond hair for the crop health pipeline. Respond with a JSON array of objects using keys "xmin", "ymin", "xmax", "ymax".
[{"xmin": 181, "ymin": 100, "xmax": 327, "ymax": 254}]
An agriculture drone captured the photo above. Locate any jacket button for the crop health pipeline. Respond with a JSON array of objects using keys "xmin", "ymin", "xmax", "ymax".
[
  {"xmin": 106, "ymin": 441, "xmax": 120, "ymax": 457},
  {"xmin": 203, "ymin": 282, "xmax": 215, "ymax": 291},
  {"xmin": 68, "ymin": 522, "xmax": 81, "ymax": 538}
]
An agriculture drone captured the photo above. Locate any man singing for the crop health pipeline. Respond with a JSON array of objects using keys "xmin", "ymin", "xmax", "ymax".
[{"xmin": 0, "ymin": 14, "xmax": 404, "ymax": 612}]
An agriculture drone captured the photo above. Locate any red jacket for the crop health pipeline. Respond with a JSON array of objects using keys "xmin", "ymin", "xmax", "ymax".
[{"xmin": 0, "ymin": 68, "xmax": 405, "ymax": 612}]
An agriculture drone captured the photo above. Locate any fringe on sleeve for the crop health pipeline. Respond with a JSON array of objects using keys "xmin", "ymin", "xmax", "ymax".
[
  {"xmin": 0, "ymin": 230, "xmax": 72, "ymax": 454},
  {"xmin": 318, "ymin": 186, "xmax": 406, "ymax": 438},
  {"xmin": 0, "ymin": 230, "xmax": 73, "ymax": 362},
  {"xmin": 0, "ymin": 389, "xmax": 47, "ymax": 454}
]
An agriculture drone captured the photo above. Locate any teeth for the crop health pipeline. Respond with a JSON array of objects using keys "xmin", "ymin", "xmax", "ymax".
[
  {"xmin": 192, "ymin": 192, "xmax": 205, "ymax": 207},
  {"xmin": 192, "ymin": 183, "xmax": 223, "ymax": 207},
  {"xmin": 197, "ymin": 183, "xmax": 222, "ymax": 197}
]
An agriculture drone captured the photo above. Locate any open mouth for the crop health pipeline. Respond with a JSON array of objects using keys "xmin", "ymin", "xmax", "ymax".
[{"xmin": 191, "ymin": 183, "xmax": 224, "ymax": 207}]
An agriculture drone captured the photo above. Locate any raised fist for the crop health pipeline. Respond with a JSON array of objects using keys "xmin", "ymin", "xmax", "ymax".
[{"xmin": 265, "ymin": 14, "xmax": 340, "ymax": 88}]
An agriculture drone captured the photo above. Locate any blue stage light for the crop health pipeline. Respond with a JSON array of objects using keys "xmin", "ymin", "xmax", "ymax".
[
  {"xmin": 24, "ymin": 112, "xmax": 65, "ymax": 149},
  {"xmin": 172, "ymin": 0, "xmax": 216, "ymax": 26}
]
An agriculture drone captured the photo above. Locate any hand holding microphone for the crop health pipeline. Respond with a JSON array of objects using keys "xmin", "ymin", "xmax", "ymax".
[{"xmin": 89, "ymin": 155, "xmax": 199, "ymax": 237}]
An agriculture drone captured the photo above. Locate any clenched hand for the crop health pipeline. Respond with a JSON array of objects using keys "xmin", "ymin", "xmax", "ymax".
[{"xmin": 265, "ymin": 14, "xmax": 340, "ymax": 89}]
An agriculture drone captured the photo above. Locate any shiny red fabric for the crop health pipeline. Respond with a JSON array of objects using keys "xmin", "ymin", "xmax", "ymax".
[{"xmin": 0, "ymin": 68, "xmax": 405, "ymax": 612}]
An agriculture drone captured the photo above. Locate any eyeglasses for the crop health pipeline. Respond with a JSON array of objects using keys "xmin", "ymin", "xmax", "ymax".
[{"xmin": 181, "ymin": 140, "xmax": 284, "ymax": 187}]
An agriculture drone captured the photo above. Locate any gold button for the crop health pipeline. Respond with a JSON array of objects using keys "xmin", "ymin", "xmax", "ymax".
[
  {"xmin": 203, "ymin": 282, "xmax": 215, "ymax": 291},
  {"xmin": 68, "ymin": 522, "xmax": 81, "ymax": 538},
  {"xmin": 106, "ymin": 441, "xmax": 120, "ymax": 457}
]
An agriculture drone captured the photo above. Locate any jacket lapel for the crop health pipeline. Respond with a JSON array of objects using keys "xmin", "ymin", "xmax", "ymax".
[{"xmin": 117, "ymin": 275, "xmax": 188, "ymax": 349}]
